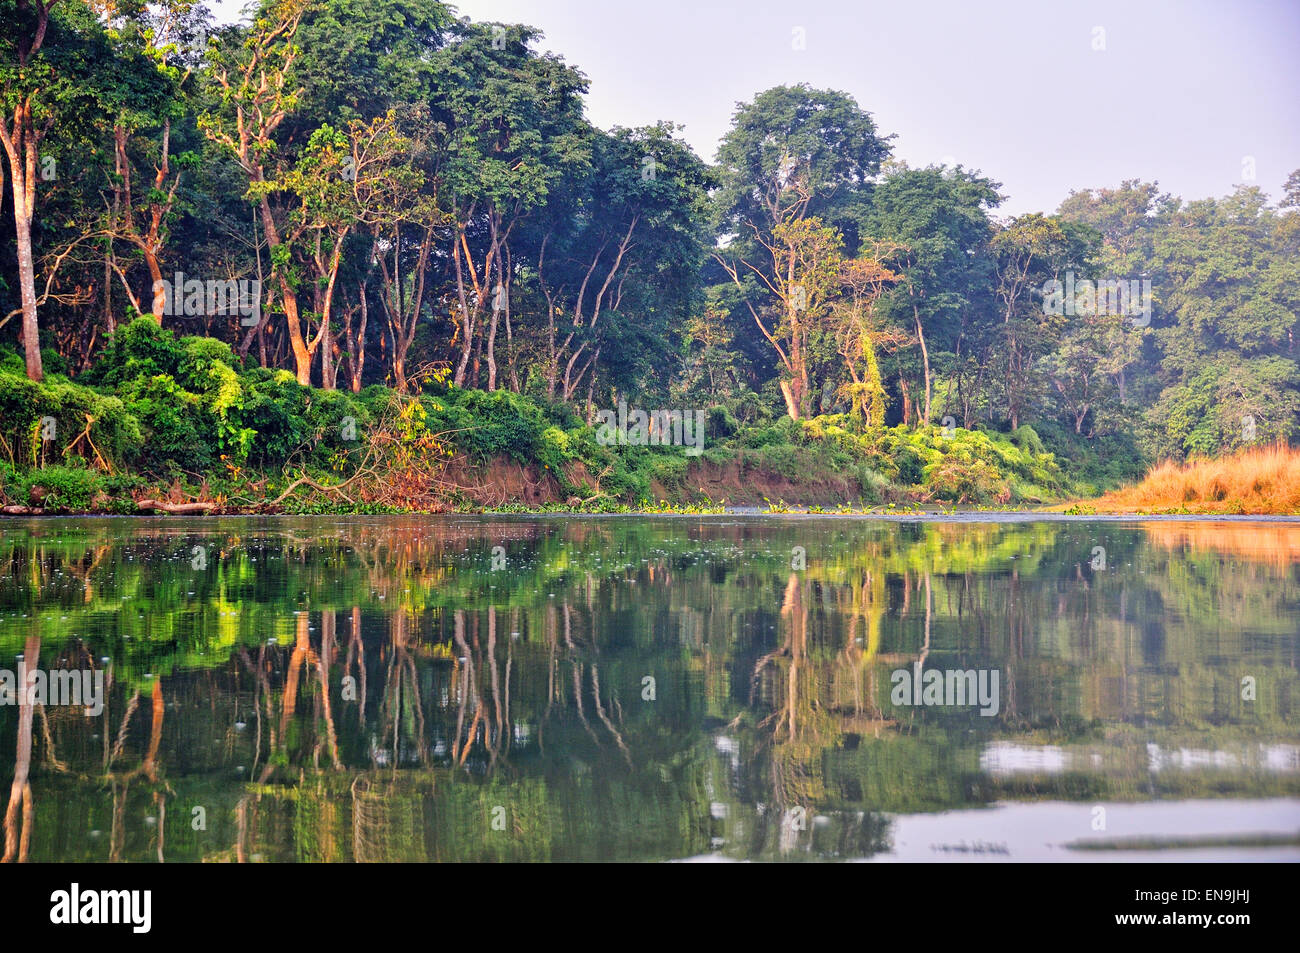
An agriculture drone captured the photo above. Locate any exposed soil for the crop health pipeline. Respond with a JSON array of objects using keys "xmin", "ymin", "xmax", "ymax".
[
  {"xmin": 651, "ymin": 458, "xmax": 860, "ymax": 505},
  {"xmin": 440, "ymin": 455, "xmax": 569, "ymax": 506}
]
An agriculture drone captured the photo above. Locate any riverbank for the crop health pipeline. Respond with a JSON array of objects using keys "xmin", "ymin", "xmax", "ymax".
[{"xmin": 3, "ymin": 319, "xmax": 1292, "ymax": 518}]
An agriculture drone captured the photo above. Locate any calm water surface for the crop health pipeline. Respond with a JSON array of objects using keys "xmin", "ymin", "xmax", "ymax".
[{"xmin": 1, "ymin": 515, "xmax": 1297, "ymax": 862}]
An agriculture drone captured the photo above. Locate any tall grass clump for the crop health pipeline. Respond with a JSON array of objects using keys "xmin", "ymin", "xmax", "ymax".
[{"xmin": 1088, "ymin": 444, "xmax": 1299, "ymax": 514}]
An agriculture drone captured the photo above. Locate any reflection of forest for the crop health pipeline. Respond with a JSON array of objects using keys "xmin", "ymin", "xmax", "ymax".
[{"xmin": 0, "ymin": 516, "xmax": 1296, "ymax": 861}]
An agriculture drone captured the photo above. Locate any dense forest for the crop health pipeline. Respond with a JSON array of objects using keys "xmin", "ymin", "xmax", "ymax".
[{"xmin": 2, "ymin": 0, "xmax": 1298, "ymax": 512}]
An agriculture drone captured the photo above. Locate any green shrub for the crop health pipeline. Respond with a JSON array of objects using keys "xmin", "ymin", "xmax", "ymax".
[
  {"xmin": 706, "ymin": 404, "xmax": 738, "ymax": 438},
  {"xmin": 241, "ymin": 368, "xmax": 311, "ymax": 465},
  {"xmin": 81, "ymin": 317, "xmax": 185, "ymax": 387},
  {"xmin": 122, "ymin": 374, "xmax": 210, "ymax": 470},
  {"xmin": 735, "ymin": 416, "xmax": 802, "ymax": 449},
  {"xmin": 748, "ymin": 442, "xmax": 800, "ymax": 480},
  {"xmin": 444, "ymin": 387, "xmax": 549, "ymax": 464},
  {"xmin": 855, "ymin": 466, "xmax": 892, "ymax": 503},
  {"xmin": 1011, "ymin": 424, "xmax": 1045, "ymax": 456},
  {"xmin": 0, "ymin": 369, "xmax": 141, "ymax": 469},
  {"xmin": 0, "ymin": 460, "xmax": 15, "ymax": 502},
  {"xmin": 646, "ymin": 453, "xmax": 689, "ymax": 490},
  {"xmin": 923, "ymin": 457, "xmax": 1009, "ymax": 503},
  {"xmin": 18, "ymin": 463, "xmax": 107, "ymax": 510}
]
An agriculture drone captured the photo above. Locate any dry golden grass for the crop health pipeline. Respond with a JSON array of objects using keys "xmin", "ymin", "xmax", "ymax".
[{"xmin": 1085, "ymin": 443, "xmax": 1300, "ymax": 515}]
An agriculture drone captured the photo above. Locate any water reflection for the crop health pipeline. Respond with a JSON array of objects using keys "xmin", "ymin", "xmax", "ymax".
[{"xmin": 0, "ymin": 515, "xmax": 1297, "ymax": 862}]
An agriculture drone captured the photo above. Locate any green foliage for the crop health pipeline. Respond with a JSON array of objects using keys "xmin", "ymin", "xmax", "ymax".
[
  {"xmin": 1012, "ymin": 425, "xmax": 1045, "ymax": 456},
  {"xmin": 121, "ymin": 373, "xmax": 210, "ymax": 469},
  {"xmin": 14, "ymin": 462, "xmax": 104, "ymax": 509},
  {"xmin": 706, "ymin": 404, "xmax": 739, "ymax": 437},
  {"xmin": 0, "ymin": 367, "xmax": 140, "ymax": 469},
  {"xmin": 81, "ymin": 317, "xmax": 186, "ymax": 388}
]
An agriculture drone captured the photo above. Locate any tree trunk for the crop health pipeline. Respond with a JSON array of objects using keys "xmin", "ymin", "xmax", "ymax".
[
  {"xmin": 452, "ymin": 226, "xmax": 479, "ymax": 388},
  {"xmin": 281, "ymin": 274, "xmax": 312, "ymax": 385},
  {"xmin": 13, "ymin": 201, "xmax": 41, "ymax": 381},
  {"xmin": 3, "ymin": 111, "xmax": 43, "ymax": 381},
  {"xmin": 914, "ymin": 303, "xmax": 931, "ymax": 426},
  {"xmin": 254, "ymin": 192, "xmax": 312, "ymax": 384},
  {"xmin": 779, "ymin": 380, "xmax": 800, "ymax": 421}
]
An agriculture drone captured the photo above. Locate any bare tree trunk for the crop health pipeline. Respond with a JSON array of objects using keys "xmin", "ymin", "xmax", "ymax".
[
  {"xmin": 452, "ymin": 226, "xmax": 478, "ymax": 387},
  {"xmin": 252, "ymin": 192, "xmax": 313, "ymax": 384},
  {"xmin": 343, "ymin": 281, "xmax": 369, "ymax": 392},
  {"xmin": 913, "ymin": 303, "xmax": 931, "ymax": 426},
  {"xmin": 1, "ymin": 0, "xmax": 57, "ymax": 384},
  {"xmin": 2, "ymin": 110, "xmax": 44, "ymax": 381}
]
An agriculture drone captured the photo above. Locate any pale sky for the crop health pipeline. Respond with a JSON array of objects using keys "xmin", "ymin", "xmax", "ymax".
[{"xmin": 210, "ymin": 0, "xmax": 1300, "ymax": 216}]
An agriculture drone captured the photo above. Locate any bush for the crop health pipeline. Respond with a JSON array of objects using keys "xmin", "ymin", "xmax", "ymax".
[
  {"xmin": 81, "ymin": 317, "xmax": 186, "ymax": 387},
  {"xmin": 0, "ymin": 369, "xmax": 141, "ymax": 469},
  {"xmin": 17, "ymin": 463, "xmax": 107, "ymax": 510},
  {"xmin": 0, "ymin": 346, "xmax": 24, "ymax": 375},
  {"xmin": 122, "ymin": 373, "xmax": 211, "ymax": 470},
  {"xmin": 735, "ymin": 416, "xmax": 802, "ymax": 449},
  {"xmin": 855, "ymin": 466, "xmax": 891, "ymax": 503},
  {"xmin": 440, "ymin": 387, "xmax": 549, "ymax": 464},
  {"xmin": 923, "ymin": 457, "xmax": 1010, "ymax": 504},
  {"xmin": 240, "ymin": 368, "xmax": 312, "ymax": 465},
  {"xmin": 1011, "ymin": 424, "xmax": 1045, "ymax": 456},
  {"xmin": 706, "ymin": 404, "xmax": 738, "ymax": 438}
]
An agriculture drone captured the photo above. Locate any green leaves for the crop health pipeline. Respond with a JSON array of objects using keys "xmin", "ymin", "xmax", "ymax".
[{"xmin": 714, "ymin": 84, "xmax": 892, "ymax": 249}]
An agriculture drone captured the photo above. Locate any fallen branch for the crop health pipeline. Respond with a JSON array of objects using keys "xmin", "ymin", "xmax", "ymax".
[
  {"xmin": 269, "ymin": 471, "xmax": 367, "ymax": 505},
  {"xmin": 136, "ymin": 499, "xmax": 217, "ymax": 514}
]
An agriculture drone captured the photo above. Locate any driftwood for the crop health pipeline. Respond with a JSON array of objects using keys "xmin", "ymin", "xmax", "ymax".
[
  {"xmin": 135, "ymin": 499, "xmax": 218, "ymax": 514},
  {"xmin": 1, "ymin": 505, "xmax": 44, "ymax": 515}
]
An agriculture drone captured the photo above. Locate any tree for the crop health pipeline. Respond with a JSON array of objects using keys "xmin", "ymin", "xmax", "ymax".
[
  {"xmin": 1056, "ymin": 179, "xmax": 1166, "ymax": 417},
  {"xmin": 717, "ymin": 216, "xmax": 844, "ymax": 419},
  {"xmin": 712, "ymin": 85, "xmax": 890, "ymax": 420},
  {"xmin": 2, "ymin": 0, "xmax": 74, "ymax": 378},
  {"xmin": 1057, "ymin": 179, "xmax": 1167, "ymax": 275},
  {"xmin": 713, "ymin": 84, "xmax": 891, "ymax": 254},
  {"xmin": 831, "ymin": 246, "xmax": 905, "ymax": 428},
  {"xmin": 533, "ymin": 122, "xmax": 710, "ymax": 402},
  {"xmin": 100, "ymin": 2, "xmax": 200, "ymax": 322},
  {"xmin": 431, "ymin": 21, "xmax": 588, "ymax": 390},
  {"xmin": 1147, "ymin": 187, "xmax": 1300, "ymax": 453},
  {"xmin": 858, "ymin": 164, "xmax": 1002, "ymax": 426},
  {"xmin": 275, "ymin": 115, "xmax": 426, "ymax": 389},
  {"xmin": 989, "ymin": 213, "xmax": 1089, "ymax": 429},
  {"xmin": 199, "ymin": 0, "xmax": 311, "ymax": 380}
]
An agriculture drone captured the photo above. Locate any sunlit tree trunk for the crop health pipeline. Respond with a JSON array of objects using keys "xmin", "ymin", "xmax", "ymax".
[{"xmin": 1, "ymin": 105, "xmax": 44, "ymax": 381}]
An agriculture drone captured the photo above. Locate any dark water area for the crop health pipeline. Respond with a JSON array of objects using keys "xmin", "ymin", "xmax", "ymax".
[{"xmin": 0, "ymin": 514, "xmax": 1297, "ymax": 862}]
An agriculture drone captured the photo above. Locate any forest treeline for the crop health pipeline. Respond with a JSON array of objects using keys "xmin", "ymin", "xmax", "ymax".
[{"xmin": 2, "ymin": 0, "xmax": 1297, "ymax": 509}]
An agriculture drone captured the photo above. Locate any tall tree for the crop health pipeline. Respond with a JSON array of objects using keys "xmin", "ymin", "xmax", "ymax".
[
  {"xmin": 1148, "ymin": 186, "xmax": 1300, "ymax": 453},
  {"xmin": 831, "ymin": 245, "xmax": 904, "ymax": 428},
  {"xmin": 199, "ymin": 0, "xmax": 311, "ymax": 379},
  {"xmin": 430, "ymin": 21, "xmax": 588, "ymax": 390},
  {"xmin": 858, "ymin": 164, "xmax": 1001, "ymax": 426},
  {"xmin": 716, "ymin": 216, "xmax": 845, "ymax": 419},
  {"xmin": 713, "ymin": 85, "xmax": 891, "ymax": 419},
  {"xmin": 533, "ymin": 122, "xmax": 710, "ymax": 402},
  {"xmin": 2, "ymin": 0, "xmax": 71, "ymax": 379},
  {"xmin": 989, "ymin": 213, "xmax": 1090, "ymax": 430}
]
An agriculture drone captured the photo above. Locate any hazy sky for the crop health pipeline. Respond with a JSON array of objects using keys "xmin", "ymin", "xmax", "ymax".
[{"xmin": 211, "ymin": 0, "xmax": 1300, "ymax": 216}]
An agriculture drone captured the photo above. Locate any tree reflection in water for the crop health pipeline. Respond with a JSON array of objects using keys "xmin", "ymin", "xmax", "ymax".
[{"xmin": 1, "ymin": 515, "xmax": 1296, "ymax": 861}]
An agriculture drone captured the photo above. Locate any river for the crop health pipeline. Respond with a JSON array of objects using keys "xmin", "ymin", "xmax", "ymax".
[{"xmin": 1, "ymin": 514, "xmax": 1296, "ymax": 861}]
